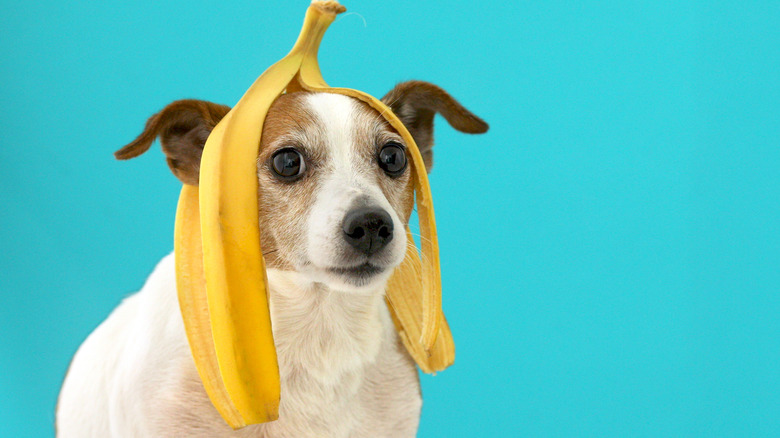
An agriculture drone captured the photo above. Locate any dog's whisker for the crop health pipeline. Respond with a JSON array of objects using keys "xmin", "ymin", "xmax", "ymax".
[
  {"xmin": 401, "ymin": 239, "xmax": 434, "ymax": 267},
  {"xmin": 408, "ymin": 232, "xmax": 434, "ymax": 246}
]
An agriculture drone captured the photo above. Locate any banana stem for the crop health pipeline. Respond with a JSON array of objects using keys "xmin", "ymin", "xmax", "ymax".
[
  {"xmin": 311, "ymin": 1, "xmax": 346, "ymax": 15},
  {"xmin": 289, "ymin": 2, "xmax": 345, "ymax": 58}
]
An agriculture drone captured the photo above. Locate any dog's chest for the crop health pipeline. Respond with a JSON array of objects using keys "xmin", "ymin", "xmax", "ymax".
[
  {"xmin": 253, "ymin": 273, "xmax": 419, "ymax": 437},
  {"xmin": 214, "ymin": 271, "xmax": 422, "ymax": 437},
  {"xmin": 267, "ymin": 276, "xmax": 385, "ymax": 435}
]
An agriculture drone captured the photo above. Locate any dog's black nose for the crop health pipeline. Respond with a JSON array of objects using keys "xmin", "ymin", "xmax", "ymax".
[{"xmin": 342, "ymin": 207, "xmax": 394, "ymax": 255}]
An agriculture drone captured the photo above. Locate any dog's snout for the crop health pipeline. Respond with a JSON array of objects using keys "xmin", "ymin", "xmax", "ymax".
[{"xmin": 342, "ymin": 208, "xmax": 394, "ymax": 256}]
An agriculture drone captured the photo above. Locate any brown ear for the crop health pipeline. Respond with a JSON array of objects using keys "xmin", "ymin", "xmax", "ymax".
[
  {"xmin": 381, "ymin": 81, "xmax": 488, "ymax": 173},
  {"xmin": 114, "ymin": 99, "xmax": 231, "ymax": 185}
]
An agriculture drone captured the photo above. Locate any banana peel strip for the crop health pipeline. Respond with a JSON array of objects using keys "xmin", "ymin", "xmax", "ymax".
[
  {"xmin": 173, "ymin": 0, "xmax": 452, "ymax": 429},
  {"xmin": 175, "ymin": 185, "xmax": 246, "ymax": 427},
  {"xmin": 385, "ymin": 229, "xmax": 454, "ymax": 373}
]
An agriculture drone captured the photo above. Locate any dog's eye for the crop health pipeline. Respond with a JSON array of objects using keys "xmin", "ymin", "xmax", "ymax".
[
  {"xmin": 377, "ymin": 142, "xmax": 407, "ymax": 176},
  {"xmin": 271, "ymin": 148, "xmax": 305, "ymax": 180}
]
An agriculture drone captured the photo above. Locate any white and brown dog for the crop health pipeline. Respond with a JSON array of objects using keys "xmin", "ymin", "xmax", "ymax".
[{"xmin": 56, "ymin": 81, "xmax": 487, "ymax": 437}]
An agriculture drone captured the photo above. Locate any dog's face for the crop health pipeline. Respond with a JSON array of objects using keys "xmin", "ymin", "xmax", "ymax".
[
  {"xmin": 115, "ymin": 81, "xmax": 487, "ymax": 292},
  {"xmin": 256, "ymin": 92, "xmax": 413, "ymax": 291}
]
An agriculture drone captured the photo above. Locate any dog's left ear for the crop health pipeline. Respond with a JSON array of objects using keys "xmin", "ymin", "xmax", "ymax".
[{"xmin": 381, "ymin": 81, "xmax": 488, "ymax": 173}]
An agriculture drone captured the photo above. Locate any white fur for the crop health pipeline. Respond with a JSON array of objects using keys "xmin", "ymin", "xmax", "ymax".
[
  {"xmin": 302, "ymin": 94, "xmax": 407, "ymax": 292},
  {"xmin": 57, "ymin": 256, "xmax": 421, "ymax": 437},
  {"xmin": 56, "ymin": 94, "xmax": 422, "ymax": 437}
]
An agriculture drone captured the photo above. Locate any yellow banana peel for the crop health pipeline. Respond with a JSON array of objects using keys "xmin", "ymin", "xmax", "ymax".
[{"xmin": 174, "ymin": 0, "xmax": 453, "ymax": 429}]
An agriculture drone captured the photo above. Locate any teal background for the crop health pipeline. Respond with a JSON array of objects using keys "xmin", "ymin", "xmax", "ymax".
[{"xmin": 1, "ymin": 0, "xmax": 779, "ymax": 436}]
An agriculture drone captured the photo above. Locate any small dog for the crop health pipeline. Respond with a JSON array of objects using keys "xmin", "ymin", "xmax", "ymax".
[{"xmin": 56, "ymin": 81, "xmax": 487, "ymax": 437}]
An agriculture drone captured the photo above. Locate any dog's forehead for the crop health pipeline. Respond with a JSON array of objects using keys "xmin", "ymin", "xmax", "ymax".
[
  {"xmin": 302, "ymin": 93, "xmax": 396, "ymax": 168},
  {"xmin": 305, "ymin": 93, "xmax": 359, "ymax": 136},
  {"xmin": 305, "ymin": 93, "xmax": 358, "ymax": 166}
]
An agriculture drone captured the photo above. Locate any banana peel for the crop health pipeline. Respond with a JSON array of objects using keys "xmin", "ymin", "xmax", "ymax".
[
  {"xmin": 386, "ymin": 229, "xmax": 455, "ymax": 374},
  {"xmin": 174, "ymin": 0, "xmax": 453, "ymax": 429}
]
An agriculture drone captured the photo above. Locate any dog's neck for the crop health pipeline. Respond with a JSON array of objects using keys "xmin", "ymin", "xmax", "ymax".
[{"xmin": 265, "ymin": 269, "xmax": 387, "ymax": 386}]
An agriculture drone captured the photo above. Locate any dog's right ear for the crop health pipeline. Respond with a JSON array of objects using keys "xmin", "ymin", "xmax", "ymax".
[{"xmin": 114, "ymin": 99, "xmax": 231, "ymax": 186}]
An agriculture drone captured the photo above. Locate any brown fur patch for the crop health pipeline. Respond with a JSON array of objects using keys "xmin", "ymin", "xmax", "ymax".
[{"xmin": 256, "ymin": 92, "xmax": 323, "ymax": 270}]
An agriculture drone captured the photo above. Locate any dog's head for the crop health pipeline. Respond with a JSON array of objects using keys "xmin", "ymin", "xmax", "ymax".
[{"xmin": 116, "ymin": 81, "xmax": 487, "ymax": 292}]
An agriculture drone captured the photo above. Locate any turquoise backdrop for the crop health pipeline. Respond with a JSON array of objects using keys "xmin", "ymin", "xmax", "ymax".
[{"xmin": 2, "ymin": 1, "xmax": 779, "ymax": 436}]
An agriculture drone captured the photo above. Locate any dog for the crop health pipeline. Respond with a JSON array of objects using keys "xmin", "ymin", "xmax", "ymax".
[{"xmin": 56, "ymin": 81, "xmax": 488, "ymax": 437}]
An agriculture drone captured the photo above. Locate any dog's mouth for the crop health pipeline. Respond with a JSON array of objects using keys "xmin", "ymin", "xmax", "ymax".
[{"xmin": 327, "ymin": 262, "xmax": 384, "ymax": 279}]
